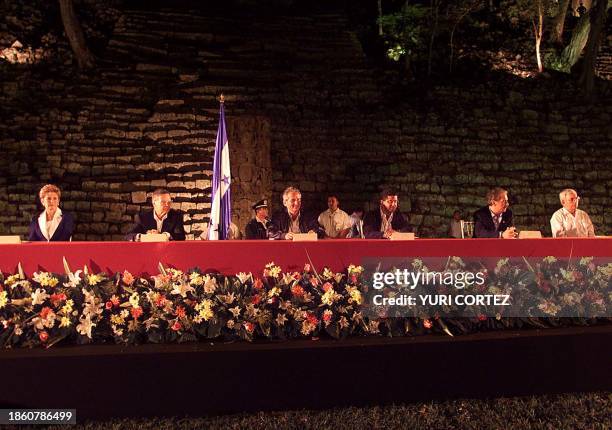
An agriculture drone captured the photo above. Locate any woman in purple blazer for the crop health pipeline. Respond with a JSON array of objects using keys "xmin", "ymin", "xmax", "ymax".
[{"xmin": 28, "ymin": 184, "xmax": 75, "ymax": 242}]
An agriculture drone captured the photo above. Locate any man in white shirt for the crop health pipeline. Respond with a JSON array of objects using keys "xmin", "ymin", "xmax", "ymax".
[
  {"xmin": 550, "ymin": 188, "xmax": 595, "ymax": 237},
  {"xmin": 318, "ymin": 195, "xmax": 352, "ymax": 238}
]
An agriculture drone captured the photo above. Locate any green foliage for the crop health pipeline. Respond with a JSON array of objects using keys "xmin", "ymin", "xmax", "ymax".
[{"xmin": 377, "ymin": 3, "xmax": 429, "ymax": 63}]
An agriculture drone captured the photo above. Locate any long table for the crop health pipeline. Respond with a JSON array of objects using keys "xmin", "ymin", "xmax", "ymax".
[{"xmin": 1, "ymin": 238, "xmax": 610, "ymax": 276}]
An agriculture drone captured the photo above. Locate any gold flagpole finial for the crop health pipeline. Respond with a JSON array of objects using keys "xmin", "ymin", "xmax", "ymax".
[{"xmin": 219, "ymin": 94, "xmax": 225, "ymax": 103}]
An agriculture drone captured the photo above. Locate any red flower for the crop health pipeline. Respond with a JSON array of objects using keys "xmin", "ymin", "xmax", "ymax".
[
  {"xmin": 538, "ymin": 281, "xmax": 551, "ymax": 294},
  {"xmin": 110, "ymin": 295, "xmax": 120, "ymax": 306},
  {"xmin": 306, "ymin": 313, "xmax": 319, "ymax": 325},
  {"xmin": 253, "ymin": 278, "xmax": 264, "ymax": 290},
  {"xmin": 244, "ymin": 322, "xmax": 255, "ymax": 333},
  {"xmin": 291, "ymin": 285, "xmax": 305, "ymax": 297},
  {"xmin": 175, "ymin": 306, "xmax": 186, "ymax": 319},
  {"xmin": 304, "ymin": 264, "xmax": 311, "ymax": 273},
  {"xmin": 251, "ymin": 295, "xmax": 261, "ymax": 305},
  {"xmin": 292, "ymin": 272, "xmax": 302, "ymax": 281},
  {"xmin": 478, "ymin": 314, "xmax": 488, "ymax": 321},
  {"xmin": 40, "ymin": 306, "xmax": 53, "ymax": 319},
  {"xmin": 322, "ymin": 282, "xmax": 333, "ymax": 292},
  {"xmin": 309, "ymin": 277, "xmax": 320, "ymax": 287},
  {"xmin": 322, "ymin": 312, "xmax": 332, "ymax": 322},
  {"xmin": 105, "ymin": 301, "xmax": 113, "ymax": 310},
  {"xmin": 50, "ymin": 293, "xmax": 66, "ymax": 307},
  {"xmin": 350, "ymin": 274, "xmax": 358, "ymax": 284},
  {"xmin": 423, "ymin": 319, "xmax": 433, "ymax": 329},
  {"xmin": 130, "ymin": 307, "xmax": 143, "ymax": 319},
  {"xmin": 171, "ymin": 321, "xmax": 182, "ymax": 331},
  {"xmin": 39, "ymin": 331, "xmax": 49, "ymax": 342},
  {"xmin": 155, "ymin": 294, "xmax": 167, "ymax": 307}
]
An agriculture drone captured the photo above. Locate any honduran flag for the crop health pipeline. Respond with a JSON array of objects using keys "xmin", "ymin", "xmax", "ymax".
[{"xmin": 207, "ymin": 97, "xmax": 231, "ymax": 240}]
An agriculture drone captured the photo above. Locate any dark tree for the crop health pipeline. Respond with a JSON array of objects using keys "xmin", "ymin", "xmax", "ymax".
[
  {"xmin": 59, "ymin": 0, "xmax": 95, "ymax": 69},
  {"xmin": 578, "ymin": 0, "xmax": 608, "ymax": 95}
]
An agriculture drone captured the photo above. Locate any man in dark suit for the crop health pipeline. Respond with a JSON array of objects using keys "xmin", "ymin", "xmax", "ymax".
[
  {"xmin": 268, "ymin": 187, "xmax": 324, "ymax": 240},
  {"xmin": 125, "ymin": 189, "xmax": 186, "ymax": 241},
  {"xmin": 363, "ymin": 188, "xmax": 412, "ymax": 239},
  {"xmin": 245, "ymin": 199, "xmax": 271, "ymax": 240},
  {"xmin": 473, "ymin": 187, "xmax": 516, "ymax": 239}
]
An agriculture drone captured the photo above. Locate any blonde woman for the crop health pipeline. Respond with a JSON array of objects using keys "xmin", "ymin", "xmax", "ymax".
[{"xmin": 28, "ymin": 184, "xmax": 74, "ymax": 241}]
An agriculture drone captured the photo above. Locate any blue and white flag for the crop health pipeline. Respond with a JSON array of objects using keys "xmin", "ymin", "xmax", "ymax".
[{"xmin": 207, "ymin": 99, "xmax": 231, "ymax": 240}]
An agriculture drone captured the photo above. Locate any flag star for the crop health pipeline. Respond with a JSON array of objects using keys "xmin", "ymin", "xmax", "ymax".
[{"xmin": 222, "ymin": 175, "xmax": 230, "ymax": 185}]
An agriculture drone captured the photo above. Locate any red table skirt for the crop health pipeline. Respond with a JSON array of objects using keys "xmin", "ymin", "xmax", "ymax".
[{"xmin": 1, "ymin": 238, "xmax": 610, "ymax": 276}]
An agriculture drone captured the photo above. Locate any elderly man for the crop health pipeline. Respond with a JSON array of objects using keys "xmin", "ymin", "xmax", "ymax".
[
  {"xmin": 363, "ymin": 189, "xmax": 412, "ymax": 239},
  {"xmin": 318, "ymin": 195, "xmax": 352, "ymax": 238},
  {"xmin": 473, "ymin": 187, "xmax": 516, "ymax": 239},
  {"xmin": 126, "ymin": 188, "xmax": 186, "ymax": 241},
  {"xmin": 245, "ymin": 199, "xmax": 271, "ymax": 240},
  {"xmin": 550, "ymin": 189, "xmax": 595, "ymax": 237},
  {"xmin": 268, "ymin": 187, "xmax": 324, "ymax": 240}
]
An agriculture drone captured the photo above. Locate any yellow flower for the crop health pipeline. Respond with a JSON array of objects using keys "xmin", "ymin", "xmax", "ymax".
[
  {"xmin": 322, "ymin": 268, "xmax": 334, "ymax": 280},
  {"xmin": 195, "ymin": 299, "xmax": 214, "ymax": 321},
  {"xmin": 597, "ymin": 263, "xmax": 612, "ymax": 278},
  {"xmin": 59, "ymin": 316, "xmax": 71, "ymax": 328},
  {"xmin": 87, "ymin": 274, "xmax": 103, "ymax": 286},
  {"xmin": 5, "ymin": 274, "xmax": 23, "ymax": 286},
  {"xmin": 347, "ymin": 265, "xmax": 364, "ymax": 275},
  {"xmin": 0, "ymin": 291, "xmax": 7, "ymax": 309},
  {"xmin": 189, "ymin": 272, "xmax": 204, "ymax": 286},
  {"xmin": 346, "ymin": 286, "xmax": 363, "ymax": 305},
  {"xmin": 110, "ymin": 314, "xmax": 126, "ymax": 325},
  {"xmin": 34, "ymin": 272, "xmax": 59, "ymax": 287},
  {"xmin": 268, "ymin": 287, "xmax": 281, "ymax": 298},
  {"xmin": 61, "ymin": 299, "xmax": 74, "ymax": 315},
  {"xmin": 321, "ymin": 288, "xmax": 341, "ymax": 306},
  {"xmin": 579, "ymin": 257, "xmax": 593, "ymax": 266},
  {"xmin": 264, "ymin": 262, "xmax": 282, "ymax": 279},
  {"xmin": 543, "ymin": 256, "xmax": 557, "ymax": 264},
  {"xmin": 128, "ymin": 292, "xmax": 139, "ymax": 308}
]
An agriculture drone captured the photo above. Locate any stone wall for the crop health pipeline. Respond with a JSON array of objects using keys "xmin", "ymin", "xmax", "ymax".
[{"xmin": 1, "ymin": 8, "xmax": 611, "ymax": 241}]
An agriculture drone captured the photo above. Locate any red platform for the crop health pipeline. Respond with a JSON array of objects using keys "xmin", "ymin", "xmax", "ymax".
[{"xmin": 1, "ymin": 238, "xmax": 610, "ymax": 276}]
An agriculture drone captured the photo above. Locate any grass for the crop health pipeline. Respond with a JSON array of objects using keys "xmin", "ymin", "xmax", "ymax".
[{"xmin": 18, "ymin": 391, "xmax": 610, "ymax": 430}]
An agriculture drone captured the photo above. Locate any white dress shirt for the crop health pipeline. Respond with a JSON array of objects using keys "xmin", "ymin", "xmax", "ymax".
[
  {"xmin": 38, "ymin": 208, "xmax": 63, "ymax": 241},
  {"xmin": 550, "ymin": 208, "xmax": 595, "ymax": 238},
  {"xmin": 318, "ymin": 208, "xmax": 352, "ymax": 238}
]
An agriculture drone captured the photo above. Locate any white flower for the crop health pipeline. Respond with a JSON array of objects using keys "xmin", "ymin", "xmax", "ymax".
[
  {"xmin": 171, "ymin": 280, "xmax": 195, "ymax": 298},
  {"xmin": 76, "ymin": 315, "xmax": 96, "ymax": 338},
  {"xmin": 81, "ymin": 288, "xmax": 103, "ymax": 318},
  {"xmin": 236, "ymin": 272, "xmax": 252, "ymax": 284},
  {"xmin": 63, "ymin": 270, "xmax": 82, "ymax": 288},
  {"xmin": 128, "ymin": 292, "xmax": 140, "ymax": 308},
  {"xmin": 31, "ymin": 288, "xmax": 50, "ymax": 306},
  {"xmin": 579, "ymin": 257, "xmax": 593, "ymax": 266},
  {"xmin": 203, "ymin": 275, "xmax": 217, "ymax": 294}
]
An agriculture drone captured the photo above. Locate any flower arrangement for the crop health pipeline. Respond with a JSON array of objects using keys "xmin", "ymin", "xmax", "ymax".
[{"xmin": 0, "ymin": 257, "xmax": 610, "ymax": 348}]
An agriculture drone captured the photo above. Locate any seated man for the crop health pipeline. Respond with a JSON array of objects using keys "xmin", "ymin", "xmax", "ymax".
[
  {"xmin": 473, "ymin": 187, "xmax": 516, "ymax": 239},
  {"xmin": 363, "ymin": 189, "xmax": 412, "ymax": 239},
  {"xmin": 550, "ymin": 188, "xmax": 595, "ymax": 237},
  {"xmin": 318, "ymin": 195, "xmax": 352, "ymax": 238},
  {"xmin": 126, "ymin": 188, "xmax": 186, "ymax": 241},
  {"xmin": 268, "ymin": 187, "xmax": 324, "ymax": 240},
  {"xmin": 245, "ymin": 199, "xmax": 271, "ymax": 240}
]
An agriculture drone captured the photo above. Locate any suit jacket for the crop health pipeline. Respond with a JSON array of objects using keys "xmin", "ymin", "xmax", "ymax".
[
  {"xmin": 245, "ymin": 218, "xmax": 270, "ymax": 240},
  {"xmin": 28, "ymin": 212, "xmax": 75, "ymax": 242},
  {"xmin": 473, "ymin": 206, "xmax": 513, "ymax": 238},
  {"xmin": 363, "ymin": 209, "xmax": 412, "ymax": 239},
  {"xmin": 125, "ymin": 209, "xmax": 186, "ymax": 241},
  {"xmin": 268, "ymin": 209, "xmax": 325, "ymax": 240}
]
